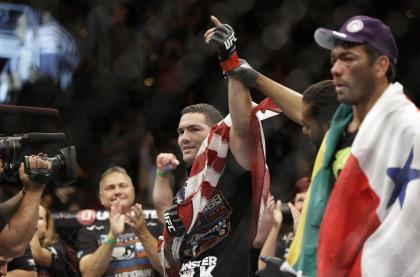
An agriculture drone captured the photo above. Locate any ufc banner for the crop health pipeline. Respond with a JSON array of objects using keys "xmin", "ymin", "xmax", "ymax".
[{"xmin": 53, "ymin": 209, "xmax": 158, "ymax": 230}]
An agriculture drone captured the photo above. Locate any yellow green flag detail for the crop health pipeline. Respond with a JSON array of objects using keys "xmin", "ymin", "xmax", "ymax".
[{"xmin": 285, "ymin": 104, "xmax": 353, "ymax": 277}]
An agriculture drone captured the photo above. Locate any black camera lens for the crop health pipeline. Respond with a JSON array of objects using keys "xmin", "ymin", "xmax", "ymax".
[{"xmin": 24, "ymin": 146, "xmax": 78, "ymax": 186}]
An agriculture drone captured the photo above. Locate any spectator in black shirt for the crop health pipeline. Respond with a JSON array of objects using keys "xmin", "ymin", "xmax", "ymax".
[
  {"xmin": 77, "ymin": 166, "xmax": 163, "ymax": 277},
  {"xmin": 30, "ymin": 204, "xmax": 74, "ymax": 277}
]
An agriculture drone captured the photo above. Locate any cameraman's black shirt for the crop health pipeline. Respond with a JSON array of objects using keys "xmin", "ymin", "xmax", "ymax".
[{"xmin": 7, "ymin": 247, "xmax": 37, "ymax": 272}]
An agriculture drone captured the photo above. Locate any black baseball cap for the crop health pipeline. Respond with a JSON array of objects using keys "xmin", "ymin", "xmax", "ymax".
[{"xmin": 314, "ymin": 15, "xmax": 398, "ymax": 64}]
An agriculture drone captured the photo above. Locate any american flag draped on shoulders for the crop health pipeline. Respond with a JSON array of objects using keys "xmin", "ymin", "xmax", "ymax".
[
  {"xmin": 158, "ymin": 98, "xmax": 280, "ymax": 276},
  {"xmin": 318, "ymin": 82, "xmax": 420, "ymax": 276}
]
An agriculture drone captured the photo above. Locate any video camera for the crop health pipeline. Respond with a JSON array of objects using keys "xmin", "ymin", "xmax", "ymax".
[{"xmin": 0, "ymin": 104, "xmax": 78, "ymax": 186}]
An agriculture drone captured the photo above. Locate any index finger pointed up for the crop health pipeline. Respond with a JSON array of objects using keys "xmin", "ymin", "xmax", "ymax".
[{"xmin": 210, "ymin": 15, "xmax": 222, "ymax": 27}]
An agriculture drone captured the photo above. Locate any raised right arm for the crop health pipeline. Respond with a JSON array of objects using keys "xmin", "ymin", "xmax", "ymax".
[
  {"xmin": 0, "ymin": 157, "xmax": 50, "ymax": 257},
  {"xmin": 152, "ymin": 153, "xmax": 179, "ymax": 224}
]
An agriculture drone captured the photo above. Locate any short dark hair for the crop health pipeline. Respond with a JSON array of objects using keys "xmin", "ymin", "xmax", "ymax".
[
  {"xmin": 363, "ymin": 43, "xmax": 396, "ymax": 82},
  {"xmin": 334, "ymin": 40, "xmax": 396, "ymax": 82},
  {"xmin": 302, "ymin": 80, "xmax": 339, "ymax": 125},
  {"xmin": 181, "ymin": 103, "xmax": 223, "ymax": 127}
]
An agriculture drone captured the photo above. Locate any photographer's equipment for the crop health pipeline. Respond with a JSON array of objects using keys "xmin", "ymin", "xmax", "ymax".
[
  {"xmin": 24, "ymin": 146, "xmax": 78, "ymax": 186},
  {"xmin": 0, "ymin": 133, "xmax": 78, "ymax": 186},
  {"xmin": 0, "ymin": 132, "xmax": 66, "ymax": 163},
  {"xmin": 0, "ymin": 104, "xmax": 59, "ymax": 118}
]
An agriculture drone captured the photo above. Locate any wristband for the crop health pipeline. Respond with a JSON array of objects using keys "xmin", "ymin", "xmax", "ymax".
[
  {"xmin": 156, "ymin": 168, "xmax": 168, "ymax": 177},
  {"xmin": 104, "ymin": 236, "xmax": 117, "ymax": 246},
  {"xmin": 219, "ymin": 52, "xmax": 240, "ymax": 72}
]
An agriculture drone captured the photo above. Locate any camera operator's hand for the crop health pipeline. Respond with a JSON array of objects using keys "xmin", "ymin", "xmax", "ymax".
[
  {"xmin": 271, "ymin": 200, "xmax": 283, "ymax": 228},
  {"xmin": 156, "ymin": 153, "xmax": 180, "ymax": 174},
  {"xmin": 108, "ymin": 200, "xmax": 125, "ymax": 239},
  {"xmin": 19, "ymin": 155, "xmax": 52, "ymax": 192},
  {"xmin": 288, "ymin": 202, "xmax": 301, "ymax": 232},
  {"xmin": 204, "ymin": 15, "xmax": 240, "ymax": 72}
]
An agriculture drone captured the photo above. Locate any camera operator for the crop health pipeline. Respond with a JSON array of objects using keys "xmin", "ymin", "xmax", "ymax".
[{"xmin": 0, "ymin": 155, "xmax": 52, "ymax": 258}]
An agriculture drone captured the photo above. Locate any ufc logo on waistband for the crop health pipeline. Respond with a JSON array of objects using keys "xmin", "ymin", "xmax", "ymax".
[{"xmin": 224, "ymin": 33, "xmax": 237, "ymax": 50}]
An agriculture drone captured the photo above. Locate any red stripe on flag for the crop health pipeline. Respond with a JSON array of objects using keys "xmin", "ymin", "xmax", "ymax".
[
  {"xmin": 206, "ymin": 149, "xmax": 218, "ymax": 165},
  {"xmin": 249, "ymin": 115, "xmax": 267, "ymax": 243},
  {"xmin": 349, "ymin": 252, "xmax": 362, "ymax": 277},
  {"xmin": 190, "ymin": 150, "xmax": 208, "ymax": 177},
  {"xmin": 318, "ymin": 154, "xmax": 381, "ymax": 277},
  {"xmin": 201, "ymin": 181, "xmax": 214, "ymax": 199},
  {"xmin": 213, "ymin": 122, "xmax": 230, "ymax": 140},
  {"xmin": 191, "ymin": 149, "xmax": 226, "ymax": 177},
  {"xmin": 212, "ymin": 156, "xmax": 225, "ymax": 173},
  {"xmin": 255, "ymin": 98, "xmax": 282, "ymax": 113}
]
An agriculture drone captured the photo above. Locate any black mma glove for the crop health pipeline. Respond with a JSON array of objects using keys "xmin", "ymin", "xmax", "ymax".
[
  {"xmin": 164, "ymin": 204, "xmax": 185, "ymax": 237},
  {"xmin": 210, "ymin": 24, "xmax": 237, "ymax": 60},
  {"xmin": 209, "ymin": 23, "xmax": 240, "ymax": 72},
  {"xmin": 227, "ymin": 59, "xmax": 259, "ymax": 87}
]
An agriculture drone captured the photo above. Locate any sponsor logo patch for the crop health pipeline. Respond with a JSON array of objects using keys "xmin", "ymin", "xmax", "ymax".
[
  {"xmin": 181, "ymin": 192, "xmax": 231, "ymax": 258},
  {"xmin": 346, "ymin": 19, "xmax": 364, "ymax": 33}
]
